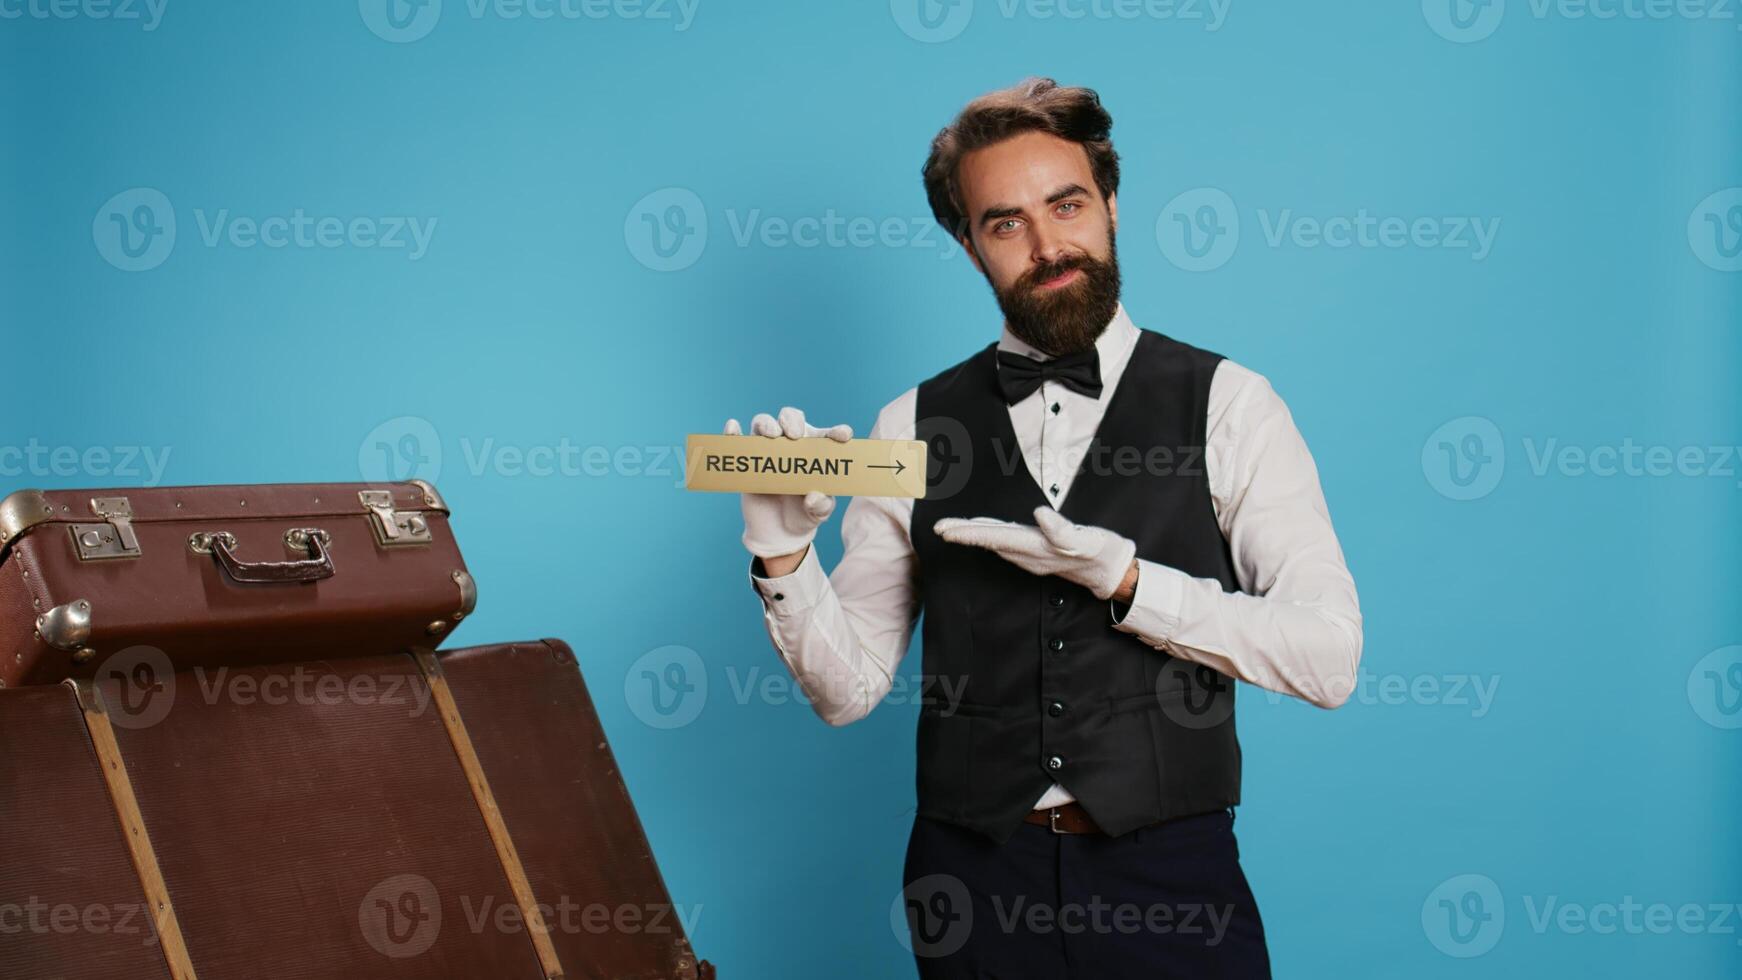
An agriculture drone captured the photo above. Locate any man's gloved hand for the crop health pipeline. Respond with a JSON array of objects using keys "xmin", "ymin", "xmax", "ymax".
[
  {"xmin": 933, "ymin": 505, "xmax": 1138, "ymax": 601},
  {"xmin": 723, "ymin": 406, "xmax": 853, "ymax": 561}
]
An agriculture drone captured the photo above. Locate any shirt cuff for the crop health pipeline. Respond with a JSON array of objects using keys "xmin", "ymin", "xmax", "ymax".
[
  {"xmin": 747, "ymin": 545, "xmax": 829, "ymax": 615},
  {"xmin": 1110, "ymin": 558, "xmax": 1187, "ymax": 646}
]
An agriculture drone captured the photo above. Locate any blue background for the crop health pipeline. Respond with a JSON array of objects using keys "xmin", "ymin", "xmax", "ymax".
[{"xmin": 5, "ymin": 1, "xmax": 1740, "ymax": 976}]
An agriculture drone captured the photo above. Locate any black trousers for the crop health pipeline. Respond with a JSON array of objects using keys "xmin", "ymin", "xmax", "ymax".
[{"xmin": 900, "ymin": 808, "xmax": 1272, "ymax": 979}]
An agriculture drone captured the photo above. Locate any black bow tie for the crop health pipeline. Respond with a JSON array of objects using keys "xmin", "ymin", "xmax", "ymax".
[{"xmin": 994, "ymin": 347, "xmax": 1103, "ymax": 404}]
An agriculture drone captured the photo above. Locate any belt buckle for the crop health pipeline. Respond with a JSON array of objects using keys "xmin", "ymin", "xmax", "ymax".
[{"xmin": 1048, "ymin": 807, "xmax": 1062, "ymax": 835}]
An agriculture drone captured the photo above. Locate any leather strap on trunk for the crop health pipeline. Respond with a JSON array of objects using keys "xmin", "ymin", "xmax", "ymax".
[
  {"xmin": 414, "ymin": 649, "xmax": 567, "ymax": 980},
  {"xmin": 69, "ymin": 679, "xmax": 200, "ymax": 980}
]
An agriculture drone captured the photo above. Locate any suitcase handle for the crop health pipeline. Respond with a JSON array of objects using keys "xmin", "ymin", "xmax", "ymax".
[{"xmin": 200, "ymin": 528, "xmax": 336, "ymax": 585}]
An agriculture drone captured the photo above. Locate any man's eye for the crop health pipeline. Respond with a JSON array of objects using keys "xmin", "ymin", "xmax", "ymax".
[
  {"xmin": 1057, "ymin": 202, "xmax": 1079, "ymax": 216},
  {"xmin": 995, "ymin": 219, "xmax": 1019, "ymax": 233}
]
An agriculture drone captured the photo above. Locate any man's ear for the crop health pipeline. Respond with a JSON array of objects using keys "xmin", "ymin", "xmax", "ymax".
[{"xmin": 1107, "ymin": 191, "xmax": 1118, "ymax": 236}]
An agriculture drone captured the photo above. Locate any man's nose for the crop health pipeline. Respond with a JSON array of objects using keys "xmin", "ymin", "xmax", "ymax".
[{"xmin": 1029, "ymin": 224, "xmax": 1070, "ymax": 266}]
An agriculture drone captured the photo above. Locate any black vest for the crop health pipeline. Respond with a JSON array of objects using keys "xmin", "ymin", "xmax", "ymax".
[{"xmin": 910, "ymin": 328, "xmax": 1243, "ymax": 843}]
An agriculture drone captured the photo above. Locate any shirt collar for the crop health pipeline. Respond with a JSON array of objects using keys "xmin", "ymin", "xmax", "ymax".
[{"xmin": 996, "ymin": 301, "xmax": 1137, "ymax": 367}]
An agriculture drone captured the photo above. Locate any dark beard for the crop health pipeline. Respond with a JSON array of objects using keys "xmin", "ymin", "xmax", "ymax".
[{"xmin": 989, "ymin": 233, "xmax": 1122, "ymax": 357}]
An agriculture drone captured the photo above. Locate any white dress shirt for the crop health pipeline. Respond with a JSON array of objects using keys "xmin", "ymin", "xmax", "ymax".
[{"xmin": 748, "ymin": 302, "xmax": 1363, "ymax": 812}]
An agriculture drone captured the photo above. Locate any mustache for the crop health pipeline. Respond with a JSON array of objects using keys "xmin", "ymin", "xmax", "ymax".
[{"xmin": 1018, "ymin": 253, "xmax": 1096, "ymax": 291}]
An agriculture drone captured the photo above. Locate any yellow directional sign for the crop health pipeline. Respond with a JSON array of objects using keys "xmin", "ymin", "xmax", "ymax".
[{"xmin": 684, "ymin": 434, "xmax": 928, "ymax": 498}]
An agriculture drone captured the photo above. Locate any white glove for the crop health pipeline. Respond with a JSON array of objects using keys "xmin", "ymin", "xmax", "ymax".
[
  {"xmin": 933, "ymin": 505, "xmax": 1137, "ymax": 600},
  {"xmin": 723, "ymin": 406, "xmax": 854, "ymax": 561}
]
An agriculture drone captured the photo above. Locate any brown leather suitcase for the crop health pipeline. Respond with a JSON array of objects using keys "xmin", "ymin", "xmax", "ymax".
[
  {"xmin": 0, "ymin": 481, "xmax": 475, "ymax": 688},
  {"xmin": 0, "ymin": 641, "xmax": 715, "ymax": 980}
]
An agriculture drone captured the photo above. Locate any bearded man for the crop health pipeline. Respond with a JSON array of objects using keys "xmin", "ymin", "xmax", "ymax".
[{"xmin": 723, "ymin": 77, "xmax": 1362, "ymax": 979}]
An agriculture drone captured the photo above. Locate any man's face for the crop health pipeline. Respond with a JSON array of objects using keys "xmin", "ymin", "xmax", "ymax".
[{"xmin": 954, "ymin": 130, "xmax": 1121, "ymax": 357}]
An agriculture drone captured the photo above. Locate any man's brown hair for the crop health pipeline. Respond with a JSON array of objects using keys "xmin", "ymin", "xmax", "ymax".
[{"xmin": 921, "ymin": 77, "xmax": 1121, "ymax": 240}]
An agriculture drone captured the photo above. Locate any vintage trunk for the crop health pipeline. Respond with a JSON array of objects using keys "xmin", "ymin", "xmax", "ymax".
[{"xmin": 0, "ymin": 645, "xmax": 714, "ymax": 979}]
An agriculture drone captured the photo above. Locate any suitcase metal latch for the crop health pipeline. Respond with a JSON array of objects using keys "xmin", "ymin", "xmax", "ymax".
[
  {"xmin": 359, "ymin": 490, "xmax": 433, "ymax": 547},
  {"xmin": 70, "ymin": 496, "xmax": 142, "ymax": 561}
]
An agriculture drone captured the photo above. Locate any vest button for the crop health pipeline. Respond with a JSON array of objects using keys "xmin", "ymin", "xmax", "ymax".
[
  {"xmin": 1048, "ymin": 637, "xmax": 1065, "ymax": 653},
  {"xmin": 1048, "ymin": 595, "xmax": 1065, "ymax": 608},
  {"xmin": 1048, "ymin": 701, "xmax": 1065, "ymax": 717},
  {"xmin": 1047, "ymin": 755, "xmax": 1064, "ymax": 771}
]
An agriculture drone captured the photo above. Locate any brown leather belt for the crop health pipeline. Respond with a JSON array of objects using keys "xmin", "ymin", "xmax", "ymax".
[{"xmin": 1024, "ymin": 802, "xmax": 1102, "ymax": 835}]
